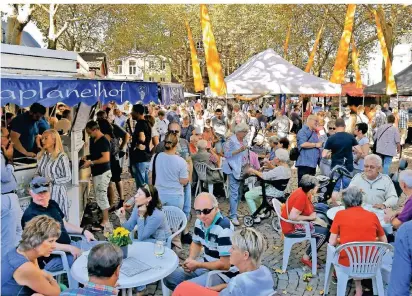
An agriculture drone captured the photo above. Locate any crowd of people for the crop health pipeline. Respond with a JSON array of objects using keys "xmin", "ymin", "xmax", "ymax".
[{"xmin": 1, "ymin": 98, "xmax": 412, "ymax": 296}]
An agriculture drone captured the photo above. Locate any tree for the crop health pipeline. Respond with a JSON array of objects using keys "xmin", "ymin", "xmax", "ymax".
[{"xmin": 2, "ymin": 4, "xmax": 36, "ymax": 45}]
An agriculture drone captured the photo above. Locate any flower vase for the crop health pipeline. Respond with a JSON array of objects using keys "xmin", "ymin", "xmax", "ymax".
[{"xmin": 120, "ymin": 245, "xmax": 128, "ymax": 259}]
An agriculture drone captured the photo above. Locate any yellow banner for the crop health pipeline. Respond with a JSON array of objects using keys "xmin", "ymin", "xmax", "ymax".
[
  {"xmin": 330, "ymin": 4, "xmax": 356, "ymax": 84},
  {"xmin": 373, "ymin": 10, "xmax": 397, "ymax": 95},
  {"xmin": 200, "ymin": 4, "xmax": 226, "ymax": 97},
  {"xmin": 185, "ymin": 20, "xmax": 204, "ymax": 92},
  {"xmin": 284, "ymin": 24, "xmax": 291, "ymax": 59},
  {"xmin": 305, "ymin": 22, "xmax": 324, "ymax": 73},
  {"xmin": 351, "ymin": 40, "xmax": 363, "ymax": 89}
]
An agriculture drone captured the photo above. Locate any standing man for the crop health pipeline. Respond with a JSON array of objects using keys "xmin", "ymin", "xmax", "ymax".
[
  {"xmin": 372, "ymin": 105, "xmax": 387, "ymax": 131},
  {"xmin": 82, "ymin": 121, "xmax": 112, "ymax": 231},
  {"xmin": 114, "ymin": 108, "xmax": 127, "ymax": 128},
  {"xmin": 268, "ymin": 111, "xmax": 290, "ymax": 139},
  {"xmin": 211, "ymin": 108, "xmax": 229, "ymax": 155},
  {"xmin": 295, "ymin": 115, "xmax": 322, "ymax": 183},
  {"xmin": 130, "ymin": 104, "xmax": 152, "ymax": 188},
  {"xmin": 10, "ymin": 103, "xmax": 46, "ymax": 158},
  {"xmin": 155, "ymin": 110, "xmax": 169, "ymax": 142}
]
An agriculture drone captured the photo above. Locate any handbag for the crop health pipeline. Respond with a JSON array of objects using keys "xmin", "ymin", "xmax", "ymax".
[
  {"xmin": 372, "ymin": 125, "xmax": 391, "ymax": 154},
  {"xmin": 286, "ymin": 194, "xmax": 315, "ymax": 233},
  {"xmin": 290, "ymin": 130, "xmax": 314, "ymax": 161},
  {"xmin": 151, "ymin": 153, "xmax": 160, "ymax": 185}
]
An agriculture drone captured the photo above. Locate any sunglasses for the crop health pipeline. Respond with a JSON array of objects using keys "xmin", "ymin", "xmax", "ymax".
[
  {"xmin": 31, "ymin": 182, "xmax": 50, "ymax": 189},
  {"xmin": 168, "ymin": 130, "xmax": 179, "ymax": 134},
  {"xmin": 195, "ymin": 207, "xmax": 214, "ymax": 216},
  {"xmin": 328, "ymin": 127, "xmax": 336, "ymax": 130}
]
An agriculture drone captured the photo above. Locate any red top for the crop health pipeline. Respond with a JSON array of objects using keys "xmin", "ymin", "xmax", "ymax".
[
  {"xmin": 281, "ymin": 188, "xmax": 314, "ymax": 234},
  {"xmin": 330, "ymin": 206, "xmax": 385, "ymax": 266}
]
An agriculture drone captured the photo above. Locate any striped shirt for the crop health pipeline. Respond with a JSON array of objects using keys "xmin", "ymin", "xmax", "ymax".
[
  {"xmin": 399, "ymin": 109, "xmax": 408, "ymax": 129},
  {"xmin": 193, "ymin": 211, "xmax": 234, "ymax": 262},
  {"xmin": 61, "ymin": 282, "xmax": 118, "ymax": 295}
]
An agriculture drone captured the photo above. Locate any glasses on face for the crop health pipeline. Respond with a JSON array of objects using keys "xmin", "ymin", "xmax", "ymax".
[
  {"xmin": 31, "ymin": 182, "xmax": 50, "ymax": 189},
  {"xmin": 168, "ymin": 130, "xmax": 179, "ymax": 134},
  {"xmin": 195, "ymin": 207, "xmax": 214, "ymax": 216},
  {"xmin": 329, "ymin": 127, "xmax": 336, "ymax": 130},
  {"xmin": 364, "ymin": 165, "xmax": 377, "ymax": 169}
]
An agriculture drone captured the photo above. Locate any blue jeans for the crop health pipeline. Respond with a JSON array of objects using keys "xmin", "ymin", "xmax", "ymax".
[
  {"xmin": 333, "ymin": 175, "xmax": 351, "ymax": 192},
  {"xmin": 382, "ymin": 156, "xmax": 393, "ymax": 175},
  {"xmin": 134, "ymin": 162, "xmax": 150, "ymax": 188},
  {"xmin": 159, "ymin": 192, "xmax": 184, "ymax": 210},
  {"xmin": 228, "ymin": 174, "xmax": 242, "ymax": 219},
  {"xmin": 183, "ymin": 183, "xmax": 191, "ymax": 219},
  {"xmin": 163, "ymin": 262, "xmax": 225, "ymax": 291},
  {"xmin": 1, "ymin": 193, "xmax": 23, "ymax": 259}
]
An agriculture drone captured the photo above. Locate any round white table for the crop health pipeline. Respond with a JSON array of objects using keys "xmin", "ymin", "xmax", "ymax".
[
  {"xmin": 326, "ymin": 205, "xmax": 393, "ymax": 233},
  {"xmin": 71, "ymin": 241, "xmax": 178, "ymax": 296}
]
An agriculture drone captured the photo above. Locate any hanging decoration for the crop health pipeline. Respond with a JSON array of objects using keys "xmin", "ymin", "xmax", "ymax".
[
  {"xmin": 200, "ymin": 4, "xmax": 226, "ymax": 97},
  {"xmin": 305, "ymin": 20, "xmax": 325, "ymax": 73},
  {"xmin": 185, "ymin": 20, "xmax": 204, "ymax": 92},
  {"xmin": 330, "ymin": 4, "xmax": 356, "ymax": 84},
  {"xmin": 284, "ymin": 23, "xmax": 292, "ymax": 59}
]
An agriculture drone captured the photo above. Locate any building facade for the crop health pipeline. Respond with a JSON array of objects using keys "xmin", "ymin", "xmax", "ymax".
[{"xmin": 109, "ymin": 51, "xmax": 172, "ymax": 83}]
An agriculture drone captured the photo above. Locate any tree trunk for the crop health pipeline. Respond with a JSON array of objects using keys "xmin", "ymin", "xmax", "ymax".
[{"xmin": 5, "ymin": 4, "xmax": 34, "ymax": 45}]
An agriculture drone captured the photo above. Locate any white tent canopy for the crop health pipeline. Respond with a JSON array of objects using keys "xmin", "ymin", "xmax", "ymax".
[
  {"xmin": 222, "ymin": 48, "xmax": 341, "ymax": 95},
  {"xmin": 184, "ymin": 92, "xmax": 199, "ymax": 98}
]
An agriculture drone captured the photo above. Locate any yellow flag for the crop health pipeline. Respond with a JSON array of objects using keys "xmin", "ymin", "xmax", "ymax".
[
  {"xmin": 200, "ymin": 4, "xmax": 226, "ymax": 96},
  {"xmin": 330, "ymin": 4, "xmax": 356, "ymax": 84},
  {"xmin": 185, "ymin": 20, "xmax": 204, "ymax": 92},
  {"xmin": 284, "ymin": 24, "xmax": 291, "ymax": 59},
  {"xmin": 351, "ymin": 40, "xmax": 363, "ymax": 89},
  {"xmin": 373, "ymin": 10, "xmax": 397, "ymax": 95},
  {"xmin": 305, "ymin": 22, "xmax": 324, "ymax": 73}
]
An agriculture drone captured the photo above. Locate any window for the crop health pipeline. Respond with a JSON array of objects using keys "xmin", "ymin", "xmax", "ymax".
[
  {"xmin": 116, "ymin": 60, "xmax": 123, "ymax": 74},
  {"xmin": 161, "ymin": 60, "xmax": 166, "ymax": 70},
  {"xmin": 160, "ymin": 77, "xmax": 166, "ymax": 82},
  {"xmin": 149, "ymin": 77, "xmax": 155, "ymax": 82},
  {"xmin": 149, "ymin": 61, "xmax": 155, "ymax": 69},
  {"xmin": 129, "ymin": 60, "xmax": 137, "ymax": 75}
]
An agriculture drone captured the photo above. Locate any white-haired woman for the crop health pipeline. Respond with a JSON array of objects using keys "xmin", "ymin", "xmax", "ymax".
[
  {"xmin": 173, "ymin": 228, "xmax": 274, "ymax": 296},
  {"xmin": 35, "ymin": 129, "xmax": 72, "ymax": 220},
  {"xmin": 222, "ymin": 122, "xmax": 249, "ymax": 226},
  {"xmin": 329, "ymin": 186, "xmax": 387, "ymax": 296},
  {"xmin": 192, "ymin": 140, "xmax": 222, "ymax": 193},
  {"xmin": 245, "ymin": 148, "xmax": 291, "ymax": 223}
]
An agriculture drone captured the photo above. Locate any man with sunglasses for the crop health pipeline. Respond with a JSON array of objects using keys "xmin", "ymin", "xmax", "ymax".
[
  {"xmin": 163, "ymin": 193, "xmax": 234, "ymax": 291},
  {"xmin": 1, "ymin": 127, "xmax": 23, "ymax": 259},
  {"xmin": 21, "ymin": 176, "xmax": 100, "ymax": 272}
]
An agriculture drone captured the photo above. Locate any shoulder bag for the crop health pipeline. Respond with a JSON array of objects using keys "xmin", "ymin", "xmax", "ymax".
[
  {"xmin": 151, "ymin": 153, "xmax": 160, "ymax": 185},
  {"xmin": 289, "ymin": 130, "xmax": 315, "ymax": 161}
]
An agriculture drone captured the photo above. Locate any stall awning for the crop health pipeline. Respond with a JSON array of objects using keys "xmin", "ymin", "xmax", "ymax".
[
  {"xmin": 364, "ymin": 64, "xmax": 412, "ymax": 96},
  {"xmin": 160, "ymin": 83, "xmax": 184, "ymax": 105},
  {"xmin": 0, "ymin": 78, "xmax": 159, "ymax": 107}
]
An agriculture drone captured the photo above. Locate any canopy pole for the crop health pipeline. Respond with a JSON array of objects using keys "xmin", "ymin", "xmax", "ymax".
[
  {"xmin": 339, "ymin": 95, "xmax": 342, "ymax": 116},
  {"xmin": 362, "ymin": 95, "xmax": 365, "ymax": 106}
]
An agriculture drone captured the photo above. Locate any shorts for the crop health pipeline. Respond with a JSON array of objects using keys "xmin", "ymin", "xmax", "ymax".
[
  {"xmin": 333, "ymin": 175, "xmax": 351, "ymax": 192},
  {"xmin": 110, "ymin": 159, "xmax": 122, "ymax": 183},
  {"xmin": 92, "ymin": 170, "xmax": 112, "ymax": 210}
]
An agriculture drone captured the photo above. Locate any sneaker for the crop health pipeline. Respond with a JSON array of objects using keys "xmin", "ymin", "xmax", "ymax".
[
  {"xmin": 231, "ymin": 218, "xmax": 240, "ymax": 226},
  {"xmin": 181, "ymin": 232, "xmax": 193, "ymax": 245},
  {"xmin": 254, "ymin": 217, "xmax": 261, "ymax": 223}
]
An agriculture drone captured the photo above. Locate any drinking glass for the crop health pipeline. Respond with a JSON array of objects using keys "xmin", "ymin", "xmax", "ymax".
[{"xmin": 154, "ymin": 240, "xmax": 165, "ymax": 259}]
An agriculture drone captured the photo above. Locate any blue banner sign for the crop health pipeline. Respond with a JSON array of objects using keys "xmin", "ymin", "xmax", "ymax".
[{"xmin": 0, "ymin": 78, "xmax": 159, "ymax": 107}]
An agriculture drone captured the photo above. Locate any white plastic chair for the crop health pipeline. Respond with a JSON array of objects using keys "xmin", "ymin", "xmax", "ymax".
[
  {"xmin": 205, "ymin": 268, "xmax": 234, "ymax": 287},
  {"xmin": 323, "ymin": 242, "xmax": 393, "ymax": 296},
  {"xmin": 194, "ymin": 162, "xmax": 228, "ymax": 198},
  {"xmin": 160, "ymin": 206, "xmax": 188, "ymax": 296},
  {"xmin": 47, "ymin": 234, "xmax": 85, "ymax": 288},
  {"xmin": 272, "ymin": 199, "xmax": 318, "ymax": 275}
]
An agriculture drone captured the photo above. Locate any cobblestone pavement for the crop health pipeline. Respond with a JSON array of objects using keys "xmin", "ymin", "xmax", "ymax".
[{"xmin": 84, "ymin": 148, "xmax": 412, "ymax": 296}]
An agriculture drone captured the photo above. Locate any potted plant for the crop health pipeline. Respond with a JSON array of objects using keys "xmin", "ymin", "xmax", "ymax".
[{"xmin": 108, "ymin": 227, "xmax": 132, "ymax": 258}]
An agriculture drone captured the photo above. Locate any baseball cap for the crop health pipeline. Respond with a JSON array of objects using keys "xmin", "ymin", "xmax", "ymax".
[{"xmin": 30, "ymin": 176, "xmax": 50, "ymax": 194}]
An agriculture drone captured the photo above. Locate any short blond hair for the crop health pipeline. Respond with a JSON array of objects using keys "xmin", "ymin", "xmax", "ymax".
[{"xmin": 19, "ymin": 215, "xmax": 61, "ymax": 252}]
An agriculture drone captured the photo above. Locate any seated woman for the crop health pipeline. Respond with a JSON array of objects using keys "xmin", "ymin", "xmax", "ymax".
[
  {"xmin": 329, "ymin": 186, "xmax": 387, "ymax": 296},
  {"xmin": 280, "ymin": 174, "xmax": 329, "ymax": 268},
  {"xmin": 245, "ymin": 148, "xmax": 291, "ymax": 223},
  {"xmin": 267, "ymin": 136, "xmax": 279, "ymax": 161},
  {"xmin": 120, "ymin": 184, "xmax": 172, "ymax": 242},
  {"xmin": 192, "ymin": 140, "xmax": 223, "ymax": 193},
  {"xmin": 172, "ymin": 228, "xmax": 274, "ymax": 296},
  {"xmin": 1, "ymin": 215, "xmax": 62, "ymax": 296}
]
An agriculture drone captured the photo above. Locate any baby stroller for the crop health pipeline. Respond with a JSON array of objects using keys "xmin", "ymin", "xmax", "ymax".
[{"xmin": 243, "ymin": 176, "xmax": 290, "ymax": 231}]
